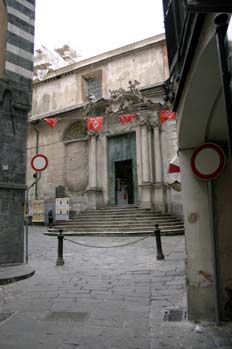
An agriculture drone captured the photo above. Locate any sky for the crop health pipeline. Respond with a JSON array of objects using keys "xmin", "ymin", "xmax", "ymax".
[{"xmin": 34, "ymin": 0, "xmax": 165, "ymax": 59}]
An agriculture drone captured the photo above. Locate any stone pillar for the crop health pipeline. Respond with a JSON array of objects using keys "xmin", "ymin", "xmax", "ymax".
[
  {"xmin": 179, "ymin": 149, "xmax": 215, "ymax": 320},
  {"xmin": 100, "ymin": 135, "xmax": 109, "ymax": 206},
  {"xmin": 139, "ymin": 119, "xmax": 152, "ymax": 209},
  {"xmin": 89, "ymin": 134, "xmax": 97, "ymax": 188},
  {"xmin": 0, "ymin": 83, "xmax": 31, "ymax": 264},
  {"xmin": 86, "ymin": 133, "xmax": 102, "ymax": 210},
  {"xmin": 154, "ymin": 125, "xmax": 162, "ymax": 182},
  {"xmin": 153, "ymin": 122, "xmax": 166, "ymax": 212},
  {"xmin": 0, "ymin": 0, "xmax": 35, "ymax": 266}
]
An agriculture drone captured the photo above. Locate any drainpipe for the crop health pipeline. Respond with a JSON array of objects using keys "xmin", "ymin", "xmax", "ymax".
[
  {"xmin": 33, "ymin": 125, "xmax": 40, "ymax": 199},
  {"xmin": 215, "ymin": 13, "xmax": 232, "ymax": 162}
]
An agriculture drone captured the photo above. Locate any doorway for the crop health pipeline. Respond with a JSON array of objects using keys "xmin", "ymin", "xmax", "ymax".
[
  {"xmin": 115, "ymin": 160, "xmax": 134, "ymax": 205},
  {"xmin": 108, "ymin": 132, "xmax": 138, "ymax": 205}
]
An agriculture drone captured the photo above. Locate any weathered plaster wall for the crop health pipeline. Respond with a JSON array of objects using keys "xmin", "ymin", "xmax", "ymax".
[
  {"xmin": 179, "ymin": 150, "xmax": 215, "ymax": 320},
  {"xmin": 32, "ymin": 74, "xmax": 80, "ymax": 116},
  {"xmin": 65, "ymin": 140, "xmax": 89, "ymax": 192},
  {"xmin": 106, "ymin": 45, "xmax": 166, "ymax": 93},
  {"xmin": 31, "ymin": 40, "xmax": 167, "ymax": 118},
  {"xmin": 176, "ymin": 16, "xmax": 232, "ymax": 320},
  {"xmin": 27, "ymin": 121, "xmax": 66, "ymax": 200}
]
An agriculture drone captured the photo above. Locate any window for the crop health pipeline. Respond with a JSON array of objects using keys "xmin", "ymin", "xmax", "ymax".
[
  {"xmin": 82, "ymin": 70, "xmax": 102, "ymax": 101},
  {"xmin": 86, "ymin": 78, "xmax": 102, "ymax": 99}
]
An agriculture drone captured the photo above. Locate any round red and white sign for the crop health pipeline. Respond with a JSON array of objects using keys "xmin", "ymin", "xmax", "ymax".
[
  {"xmin": 191, "ymin": 143, "xmax": 225, "ymax": 180},
  {"xmin": 31, "ymin": 154, "xmax": 48, "ymax": 172}
]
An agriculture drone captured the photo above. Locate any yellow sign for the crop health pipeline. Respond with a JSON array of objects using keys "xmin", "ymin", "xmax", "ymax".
[{"xmin": 32, "ymin": 200, "xmax": 44, "ymax": 223}]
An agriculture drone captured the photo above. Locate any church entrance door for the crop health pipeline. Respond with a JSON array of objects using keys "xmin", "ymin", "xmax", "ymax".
[
  {"xmin": 108, "ymin": 132, "xmax": 138, "ymax": 206},
  {"xmin": 115, "ymin": 159, "xmax": 134, "ymax": 205}
]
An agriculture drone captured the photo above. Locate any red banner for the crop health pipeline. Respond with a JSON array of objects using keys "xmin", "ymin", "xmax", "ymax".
[
  {"xmin": 44, "ymin": 118, "xmax": 58, "ymax": 128},
  {"xmin": 118, "ymin": 113, "xmax": 137, "ymax": 124},
  {"xmin": 160, "ymin": 110, "xmax": 176, "ymax": 123},
  {"xmin": 168, "ymin": 163, "xmax": 180, "ymax": 173},
  {"xmin": 168, "ymin": 154, "xmax": 180, "ymax": 173},
  {"xmin": 87, "ymin": 116, "xmax": 104, "ymax": 131}
]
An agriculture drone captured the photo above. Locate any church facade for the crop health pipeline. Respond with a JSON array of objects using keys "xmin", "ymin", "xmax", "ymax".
[{"xmin": 27, "ymin": 35, "xmax": 182, "ymax": 220}]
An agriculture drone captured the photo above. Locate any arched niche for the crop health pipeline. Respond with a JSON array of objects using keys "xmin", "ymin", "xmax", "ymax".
[
  {"xmin": 63, "ymin": 120, "xmax": 87, "ymax": 142},
  {"xmin": 0, "ymin": 0, "xmax": 7, "ymax": 78},
  {"xmin": 63, "ymin": 120, "xmax": 89, "ymax": 192}
]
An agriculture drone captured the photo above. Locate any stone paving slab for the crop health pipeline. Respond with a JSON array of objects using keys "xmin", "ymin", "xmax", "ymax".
[{"xmin": 0, "ymin": 226, "xmax": 231, "ymax": 348}]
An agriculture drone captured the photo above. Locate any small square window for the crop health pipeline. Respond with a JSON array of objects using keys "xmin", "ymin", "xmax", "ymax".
[{"xmin": 82, "ymin": 70, "xmax": 102, "ymax": 101}]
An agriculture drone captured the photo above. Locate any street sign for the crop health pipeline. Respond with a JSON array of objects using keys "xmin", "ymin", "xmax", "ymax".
[
  {"xmin": 191, "ymin": 143, "xmax": 225, "ymax": 181},
  {"xmin": 31, "ymin": 154, "xmax": 48, "ymax": 172}
]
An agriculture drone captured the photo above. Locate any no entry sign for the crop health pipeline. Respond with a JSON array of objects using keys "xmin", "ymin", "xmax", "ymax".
[
  {"xmin": 191, "ymin": 143, "xmax": 225, "ymax": 180},
  {"xmin": 31, "ymin": 154, "xmax": 48, "ymax": 172}
]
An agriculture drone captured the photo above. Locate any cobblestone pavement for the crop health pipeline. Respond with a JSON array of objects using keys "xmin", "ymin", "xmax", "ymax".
[{"xmin": 0, "ymin": 227, "xmax": 231, "ymax": 349}]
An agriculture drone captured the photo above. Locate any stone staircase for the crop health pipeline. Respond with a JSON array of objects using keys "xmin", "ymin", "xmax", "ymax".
[{"xmin": 52, "ymin": 206, "xmax": 184, "ymax": 236}]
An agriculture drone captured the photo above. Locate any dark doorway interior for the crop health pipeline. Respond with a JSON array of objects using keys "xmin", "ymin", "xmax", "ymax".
[{"xmin": 115, "ymin": 159, "xmax": 134, "ymax": 205}]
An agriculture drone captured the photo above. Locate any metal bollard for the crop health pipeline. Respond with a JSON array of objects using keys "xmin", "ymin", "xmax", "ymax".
[
  {"xmin": 56, "ymin": 229, "xmax": 64, "ymax": 266},
  {"xmin": 154, "ymin": 224, "xmax": 165, "ymax": 260}
]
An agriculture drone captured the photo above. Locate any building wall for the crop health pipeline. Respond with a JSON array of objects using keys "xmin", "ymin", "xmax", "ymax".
[
  {"xmin": 0, "ymin": 0, "xmax": 35, "ymax": 265},
  {"xmin": 27, "ymin": 36, "xmax": 183, "ymax": 219},
  {"xmin": 177, "ymin": 16, "xmax": 232, "ymax": 320},
  {"xmin": 31, "ymin": 38, "xmax": 168, "ymax": 118}
]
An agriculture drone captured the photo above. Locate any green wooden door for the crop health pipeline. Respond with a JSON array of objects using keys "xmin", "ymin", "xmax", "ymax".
[{"xmin": 108, "ymin": 132, "xmax": 138, "ymax": 205}]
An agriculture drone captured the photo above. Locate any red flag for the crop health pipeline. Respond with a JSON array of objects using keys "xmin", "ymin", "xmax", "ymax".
[
  {"xmin": 87, "ymin": 116, "xmax": 104, "ymax": 131},
  {"xmin": 118, "ymin": 113, "xmax": 137, "ymax": 124},
  {"xmin": 168, "ymin": 154, "xmax": 180, "ymax": 173},
  {"xmin": 160, "ymin": 110, "xmax": 176, "ymax": 123},
  {"xmin": 44, "ymin": 118, "xmax": 58, "ymax": 128}
]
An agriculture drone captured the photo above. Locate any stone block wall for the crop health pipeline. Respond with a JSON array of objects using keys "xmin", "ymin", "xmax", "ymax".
[{"xmin": 0, "ymin": 0, "xmax": 35, "ymax": 265}]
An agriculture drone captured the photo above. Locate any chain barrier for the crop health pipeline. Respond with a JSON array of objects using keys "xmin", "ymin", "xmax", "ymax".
[{"xmin": 64, "ymin": 234, "xmax": 153, "ymax": 249}]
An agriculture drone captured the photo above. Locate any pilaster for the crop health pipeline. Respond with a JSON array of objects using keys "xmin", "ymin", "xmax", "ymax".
[
  {"xmin": 152, "ymin": 120, "xmax": 166, "ymax": 212},
  {"xmin": 86, "ymin": 132, "xmax": 102, "ymax": 209},
  {"xmin": 138, "ymin": 115, "xmax": 152, "ymax": 209},
  {"xmin": 0, "ymin": 80, "xmax": 31, "ymax": 264}
]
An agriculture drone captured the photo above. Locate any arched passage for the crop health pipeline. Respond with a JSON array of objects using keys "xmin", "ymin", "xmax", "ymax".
[
  {"xmin": 177, "ymin": 30, "xmax": 232, "ymax": 321},
  {"xmin": 178, "ymin": 36, "xmax": 225, "ymax": 149}
]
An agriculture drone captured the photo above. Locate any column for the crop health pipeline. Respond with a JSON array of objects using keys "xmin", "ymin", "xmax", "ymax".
[
  {"xmin": 141, "ymin": 124, "xmax": 150, "ymax": 182},
  {"xmin": 86, "ymin": 133, "xmax": 102, "ymax": 210},
  {"xmin": 153, "ymin": 123, "xmax": 166, "ymax": 213},
  {"xmin": 89, "ymin": 135, "xmax": 97, "ymax": 188},
  {"xmin": 101, "ymin": 135, "xmax": 109, "ymax": 205},
  {"xmin": 154, "ymin": 125, "xmax": 163, "ymax": 182},
  {"xmin": 179, "ymin": 149, "xmax": 215, "ymax": 320},
  {"xmin": 139, "ymin": 119, "xmax": 152, "ymax": 209}
]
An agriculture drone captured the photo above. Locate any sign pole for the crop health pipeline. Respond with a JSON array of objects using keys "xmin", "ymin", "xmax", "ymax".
[{"xmin": 25, "ymin": 172, "xmax": 41, "ymax": 263}]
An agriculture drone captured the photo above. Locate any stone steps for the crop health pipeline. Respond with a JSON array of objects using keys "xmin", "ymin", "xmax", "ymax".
[{"xmin": 53, "ymin": 206, "xmax": 184, "ymax": 236}]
